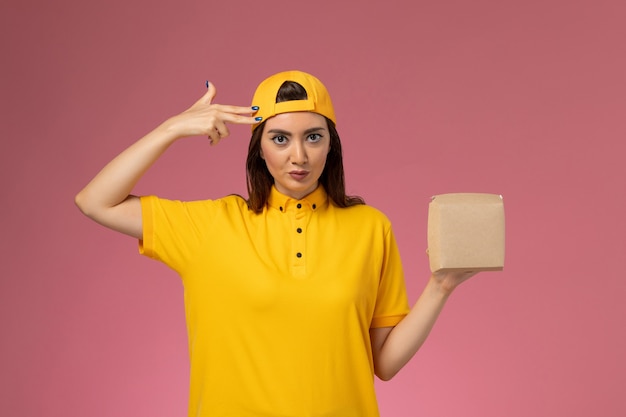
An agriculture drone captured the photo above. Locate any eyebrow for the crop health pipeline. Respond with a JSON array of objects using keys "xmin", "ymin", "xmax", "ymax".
[{"xmin": 266, "ymin": 126, "xmax": 327, "ymax": 136}]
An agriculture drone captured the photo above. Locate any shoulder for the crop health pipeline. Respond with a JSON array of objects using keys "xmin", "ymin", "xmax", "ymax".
[
  {"xmin": 330, "ymin": 203, "xmax": 393, "ymax": 230},
  {"xmin": 142, "ymin": 194, "xmax": 247, "ymax": 206},
  {"xmin": 141, "ymin": 194, "xmax": 250, "ymax": 217},
  {"xmin": 341, "ymin": 203, "xmax": 390, "ymax": 220}
]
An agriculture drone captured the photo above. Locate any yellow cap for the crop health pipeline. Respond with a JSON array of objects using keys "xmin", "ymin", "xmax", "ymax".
[{"xmin": 251, "ymin": 70, "xmax": 336, "ymax": 131}]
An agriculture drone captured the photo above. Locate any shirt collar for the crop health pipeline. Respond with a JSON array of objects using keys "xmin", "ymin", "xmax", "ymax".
[{"xmin": 267, "ymin": 185, "xmax": 328, "ymax": 213}]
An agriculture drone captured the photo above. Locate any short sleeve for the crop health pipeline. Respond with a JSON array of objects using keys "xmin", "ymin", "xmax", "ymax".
[
  {"xmin": 370, "ymin": 225, "xmax": 410, "ymax": 328},
  {"xmin": 138, "ymin": 196, "xmax": 156, "ymax": 258},
  {"xmin": 138, "ymin": 195, "xmax": 221, "ymax": 274}
]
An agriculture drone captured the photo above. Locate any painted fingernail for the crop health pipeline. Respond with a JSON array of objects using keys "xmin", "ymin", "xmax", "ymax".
[
  {"xmin": 255, "ymin": 117, "xmax": 263, "ymax": 121},
  {"xmin": 251, "ymin": 106, "xmax": 259, "ymax": 111},
  {"xmin": 205, "ymin": 80, "xmax": 210, "ymax": 88}
]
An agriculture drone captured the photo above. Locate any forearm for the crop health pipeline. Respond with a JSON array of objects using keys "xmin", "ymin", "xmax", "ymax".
[
  {"xmin": 374, "ymin": 276, "xmax": 453, "ymax": 380},
  {"xmin": 75, "ymin": 121, "xmax": 179, "ymax": 219}
]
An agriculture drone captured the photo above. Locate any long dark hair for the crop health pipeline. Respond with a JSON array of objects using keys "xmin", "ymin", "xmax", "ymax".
[{"xmin": 246, "ymin": 81, "xmax": 364, "ymax": 213}]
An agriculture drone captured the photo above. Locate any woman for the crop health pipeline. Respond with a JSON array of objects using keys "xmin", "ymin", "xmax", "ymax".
[{"xmin": 76, "ymin": 70, "xmax": 476, "ymax": 417}]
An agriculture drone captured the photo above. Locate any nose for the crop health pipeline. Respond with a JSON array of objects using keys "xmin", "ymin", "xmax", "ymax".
[{"xmin": 290, "ymin": 140, "xmax": 308, "ymax": 165}]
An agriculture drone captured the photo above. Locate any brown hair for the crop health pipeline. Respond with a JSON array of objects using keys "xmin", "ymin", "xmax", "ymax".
[{"xmin": 246, "ymin": 81, "xmax": 364, "ymax": 212}]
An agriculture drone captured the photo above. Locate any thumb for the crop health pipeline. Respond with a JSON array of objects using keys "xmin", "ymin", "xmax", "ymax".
[{"xmin": 200, "ymin": 80, "xmax": 217, "ymax": 104}]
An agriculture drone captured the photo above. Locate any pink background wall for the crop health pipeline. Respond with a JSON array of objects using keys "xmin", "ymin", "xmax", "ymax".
[{"xmin": 2, "ymin": 0, "xmax": 625, "ymax": 416}]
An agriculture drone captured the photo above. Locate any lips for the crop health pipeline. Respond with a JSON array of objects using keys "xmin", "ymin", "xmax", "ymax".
[{"xmin": 289, "ymin": 170, "xmax": 309, "ymax": 181}]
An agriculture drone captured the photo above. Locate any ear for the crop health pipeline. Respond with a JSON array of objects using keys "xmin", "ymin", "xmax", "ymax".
[{"xmin": 260, "ymin": 149, "xmax": 265, "ymax": 160}]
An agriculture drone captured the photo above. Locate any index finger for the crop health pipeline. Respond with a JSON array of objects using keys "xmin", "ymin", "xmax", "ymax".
[{"xmin": 213, "ymin": 104, "xmax": 262, "ymax": 126}]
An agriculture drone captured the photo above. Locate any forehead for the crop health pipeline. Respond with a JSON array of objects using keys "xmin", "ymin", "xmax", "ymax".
[{"xmin": 263, "ymin": 112, "xmax": 327, "ymax": 133}]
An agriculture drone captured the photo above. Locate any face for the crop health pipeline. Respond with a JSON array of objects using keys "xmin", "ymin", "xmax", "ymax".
[{"xmin": 260, "ymin": 112, "xmax": 330, "ymax": 200}]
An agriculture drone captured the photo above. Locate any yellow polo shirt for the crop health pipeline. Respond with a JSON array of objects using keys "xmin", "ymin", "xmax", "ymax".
[{"xmin": 140, "ymin": 186, "xmax": 409, "ymax": 417}]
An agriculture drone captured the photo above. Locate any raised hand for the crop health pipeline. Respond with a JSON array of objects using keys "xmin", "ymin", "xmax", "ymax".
[{"xmin": 164, "ymin": 82, "xmax": 260, "ymax": 145}]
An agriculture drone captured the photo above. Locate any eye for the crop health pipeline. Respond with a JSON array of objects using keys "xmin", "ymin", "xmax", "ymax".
[
  {"xmin": 271, "ymin": 135, "xmax": 288, "ymax": 145},
  {"xmin": 307, "ymin": 133, "xmax": 323, "ymax": 143}
]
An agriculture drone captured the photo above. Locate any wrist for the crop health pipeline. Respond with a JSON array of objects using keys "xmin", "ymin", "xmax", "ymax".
[
  {"xmin": 428, "ymin": 273, "xmax": 457, "ymax": 298},
  {"xmin": 156, "ymin": 116, "xmax": 187, "ymax": 143}
]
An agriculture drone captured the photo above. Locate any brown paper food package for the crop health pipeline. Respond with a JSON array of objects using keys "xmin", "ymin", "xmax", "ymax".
[{"xmin": 427, "ymin": 193, "xmax": 505, "ymax": 273}]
